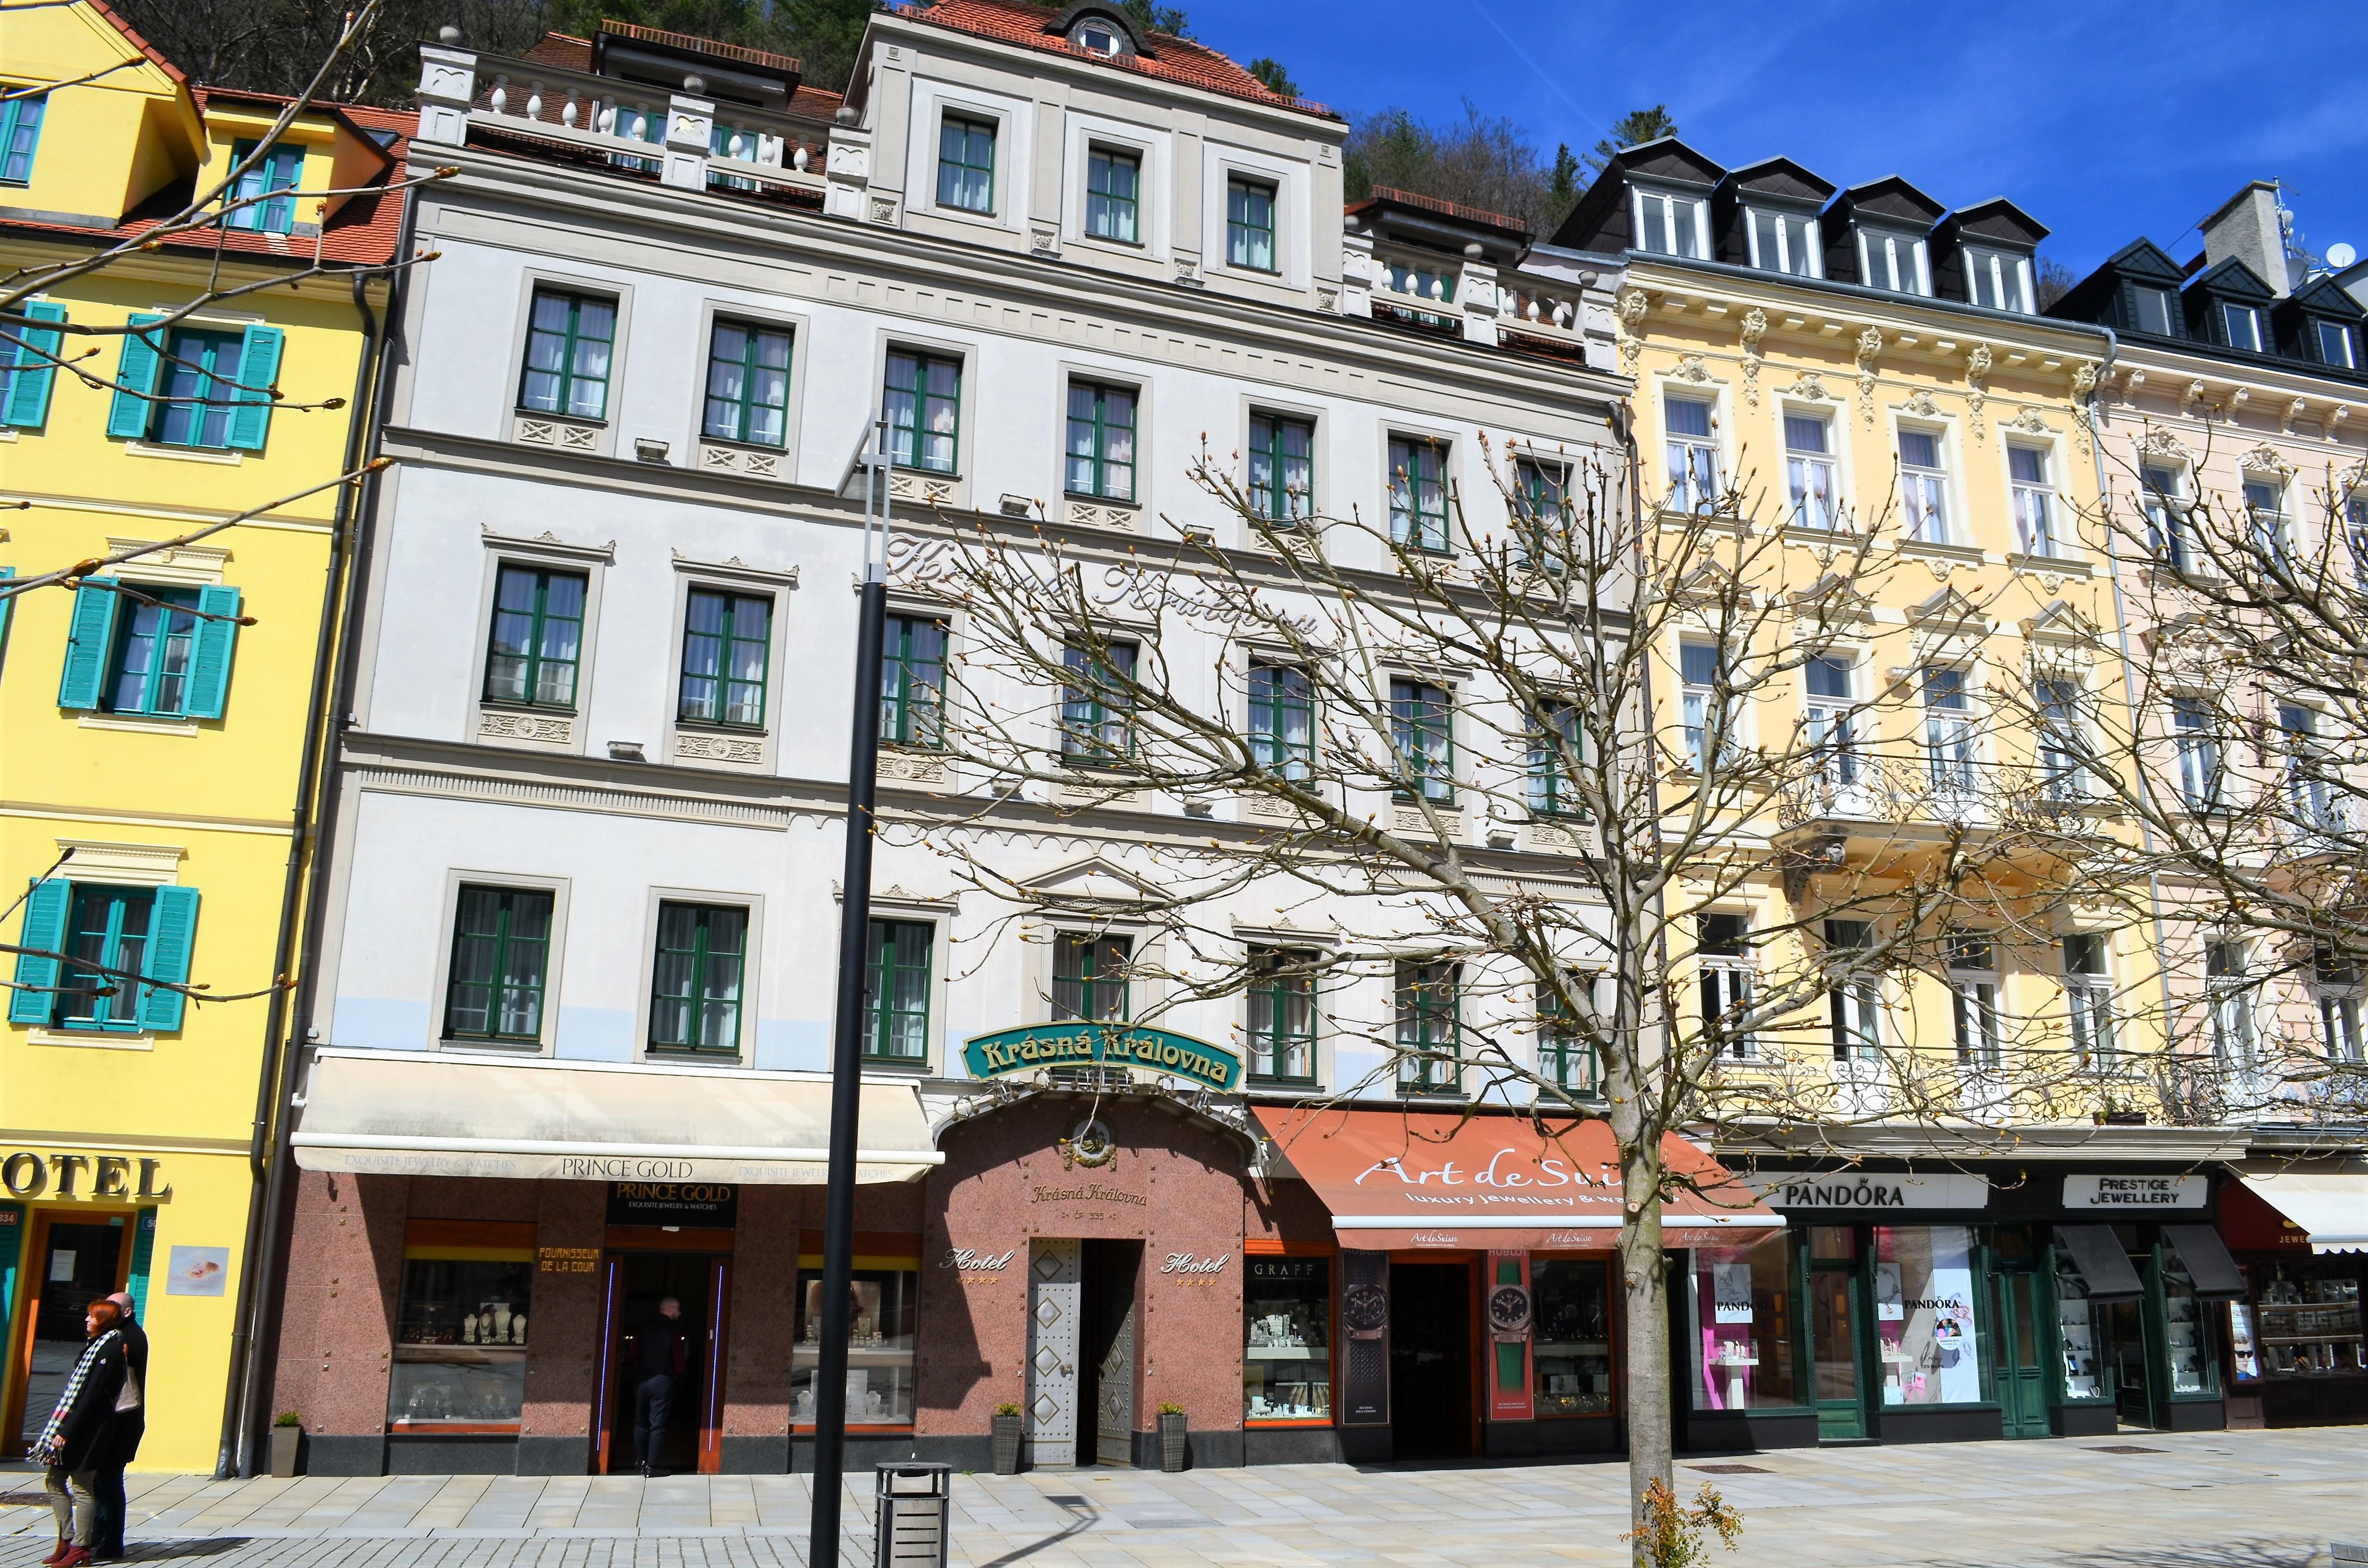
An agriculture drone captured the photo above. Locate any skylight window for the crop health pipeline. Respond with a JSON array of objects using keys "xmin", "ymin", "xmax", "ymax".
[{"xmin": 1075, "ymin": 22, "xmax": 1120, "ymax": 54}]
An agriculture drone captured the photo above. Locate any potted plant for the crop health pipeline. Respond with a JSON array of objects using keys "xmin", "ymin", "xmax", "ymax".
[
  {"xmin": 270, "ymin": 1412, "xmax": 303, "ymax": 1478},
  {"xmin": 1156, "ymin": 1401, "xmax": 1187, "ymax": 1473},
  {"xmin": 990, "ymin": 1401, "xmax": 1023, "ymax": 1475}
]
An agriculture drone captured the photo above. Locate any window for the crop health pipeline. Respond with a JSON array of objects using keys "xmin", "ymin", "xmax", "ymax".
[
  {"xmin": 1388, "ymin": 436, "xmax": 1451, "ymax": 551},
  {"xmin": 1247, "ymin": 413, "xmax": 1313, "ymax": 522},
  {"xmin": 1226, "ymin": 177, "xmax": 1277, "ymax": 271},
  {"xmin": 1784, "ymin": 413, "xmax": 1837, "ymax": 529},
  {"xmin": 389, "ymin": 1246, "xmax": 533, "ymax": 1433},
  {"xmin": 792, "ymin": 1265, "xmax": 916, "ymax": 1425},
  {"xmin": 2035, "ymin": 679, "xmax": 2085, "ymax": 801},
  {"xmin": 2062, "ymin": 933, "xmax": 2113, "ymax": 1070},
  {"xmin": 1632, "ymin": 189, "xmax": 1704, "ymax": 258},
  {"xmin": 936, "ymin": 114, "xmax": 995, "ymax": 213},
  {"xmin": 1394, "ymin": 959, "xmax": 1458, "ymax": 1094},
  {"xmin": 1664, "ymin": 395, "xmax": 1719, "ymax": 513},
  {"xmin": 1246, "ymin": 946, "xmax": 1316, "ymax": 1083},
  {"xmin": 1075, "ymin": 20, "xmax": 1121, "ymax": 54},
  {"xmin": 1825, "ymin": 919, "xmax": 1880, "ymax": 1060},
  {"xmin": 0, "ymin": 93, "xmax": 43, "ymax": 184},
  {"xmin": 2133, "ymin": 285, "xmax": 2175, "ymax": 336},
  {"xmin": 149, "ymin": 328, "xmax": 247, "ymax": 449},
  {"xmin": 1243, "ymin": 1256, "xmax": 1331, "ymax": 1421},
  {"xmin": 1872, "ymin": 1226, "xmax": 1984, "ymax": 1405},
  {"xmin": 2221, "ymin": 301, "xmax": 2261, "ymax": 352},
  {"xmin": 0, "ymin": 298, "xmax": 63, "ymax": 429},
  {"xmin": 518, "ymin": 289, "xmax": 615, "ymax": 420},
  {"xmin": 483, "ymin": 565, "xmax": 586, "ymax": 709},
  {"xmin": 1538, "ymin": 973, "xmax": 1599, "ymax": 1095},
  {"xmin": 1052, "ymin": 931, "xmax": 1130, "ymax": 1021},
  {"xmin": 1923, "ymin": 666, "xmax": 1974, "ymax": 794},
  {"xmin": 1388, "ymin": 677, "xmax": 1453, "ymax": 803},
  {"xmin": 701, "ymin": 320, "xmax": 792, "ymax": 447},
  {"xmin": 2350, "ymin": 492, "xmax": 2368, "ymax": 590},
  {"xmin": 1680, "ymin": 641, "xmax": 1728, "ymax": 772},
  {"xmin": 883, "ymin": 351, "xmax": 960, "ymax": 474},
  {"xmin": 1698, "ymin": 913, "xmax": 1754, "ymax": 1059},
  {"xmin": 1247, "ymin": 662, "xmax": 1314, "ymax": 782},
  {"xmin": 2206, "ymin": 942, "xmax": 2255, "ymax": 1078},
  {"xmin": 58, "ymin": 884, "xmax": 156, "ymax": 1031},
  {"xmin": 444, "ymin": 886, "xmax": 554, "ymax": 1042},
  {"xmin": 1064, "ymin": 381, "xmax": 1136, "ymax": 500},
  {"xmin": 2280, "ymin": 704, "xmax": 2335, "ymax": 830},
  {"xmin": 11, "ymin": 880, "xmax": 195, "ymax": 1032},
  {"xmin": 2172, "ymin": 698, "xmax": 2221, "ymax": 810},
  {"xmin": 1898, "ymin": 429, "xmax": 1949, "ymax": 543},
  {"xmin": 1857, "ymin": 226, "xmax": 1930, "ymax": 295},
  {"xmin": 1690, "ymin": 1231, "xmax": 1795, "ymax": 1409},
  {"xmin": 1804, "ymin": 655, "xmax": 1856, "ymax": 787},
  {"xmin": 2143, "ymin": 465, "xmax": 2190, "ymax": 570},
  {"xmin": 1949, "ymin": 936, "xmax": 2002, "ymax": 1070},
  {"xmin": 1085, "ymin": 146, "xmax": 1139, "ymax": 242},
  {"xmin": 1061, "ymin": 640, "xmax": 1136, "ymax": 763},
  {"xmin": 610, "ymin": 104, "xmax": 662, "ymax": 173},
  {"xmin": 107, "ymin": 317, "xmax": 277, "ymax": 452},
  {"xmin": 1748, "ymin": 208, "xmax": 1817, "ymax": 277},
  {"xmin": 103, "ymin": 587, "xmax": 200, "ymax": 716},
  {"xmin": 2245, "ymin": 478, "xmax": 2289, "ymax": 569},
  {"xmin": 2009, "ymin": 445, "xmax": 2058, "ymax": 556},
  {"xmin": 1515, "ymin": 458, "xmax": 1571, "ymax": 569},
  {"xmin": 224, "ymin": 141, "xmax": 304, "ymax": 233},
  {"xmin": 57, "ymin": 577, "xmax": 239, "ymax": 719},
  {"xmin": 1527, "ymin": 702, "xmax": 1583, "ymax": 817},
  {"xmin": 648, "ymin": 902, "xmax": 746, "ymax": 1054},
  {"xmin": 1963, "ymin": 245, "xmax": 2029, "ymax": 313},
  {"xmin": 2317, "ymin": 957, "xmax": 2364, "ymax": 1066},
  {"xmin": 863, "ymin": 919, "xmax": 933, "ymax": 1060},
  {"xmin": 2318, "ymin": 319, "xmax": 2359, "ymax": 370},
  {"xmin": 677, "ymin": 588, "xmax": 770, "ymax": 727},
  {"xmin": 881, "ymin": 614, "xmax": 948, "ymax": 747}
]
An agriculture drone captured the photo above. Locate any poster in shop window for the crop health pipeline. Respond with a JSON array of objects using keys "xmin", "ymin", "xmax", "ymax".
[{"xmin": 1712, "ymin": 1262, "xmax": 1754, "ymax": 1324}]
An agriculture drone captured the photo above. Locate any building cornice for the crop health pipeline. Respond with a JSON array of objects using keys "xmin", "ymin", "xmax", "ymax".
[{"xmin": 1716, "ymin": 1122, "xmax": 2254, "ymax": 1164}]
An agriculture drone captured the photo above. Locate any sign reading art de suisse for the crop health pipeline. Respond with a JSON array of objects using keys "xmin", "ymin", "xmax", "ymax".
[
  {"xmin": 605, "ymin": 1180, "xmax": 739, "ymax": 1227},
  {"xmin": 962, "ymin": 1024, "xmax": 1242, "ymax": 1091}
]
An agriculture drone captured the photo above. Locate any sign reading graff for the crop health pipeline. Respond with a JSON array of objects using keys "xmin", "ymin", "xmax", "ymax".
[{"xmin": 961, "ymin": 1024, "xmax": 1242, "ymax": 1091}]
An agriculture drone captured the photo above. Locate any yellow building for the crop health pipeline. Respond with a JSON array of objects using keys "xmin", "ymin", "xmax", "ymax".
[{"xmin": 1, "ymin": 0, "xmax": 407, "ymax": 1472}]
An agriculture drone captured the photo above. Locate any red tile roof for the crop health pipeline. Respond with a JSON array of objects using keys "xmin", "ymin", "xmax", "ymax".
[
  {"xmin": 83, "ymin": 0, "xmax": 187, "ymax": 85},
  {"xmin": 891, "ymin": 0, "xmax": 1338, "ymax": 122},
  {"xmin": 600, "ymin": 18, "xmax": 800, "ymax": 75},
  {"xmin": 510, "ymin": 32, "xmax": 843, "ymax": 125}
]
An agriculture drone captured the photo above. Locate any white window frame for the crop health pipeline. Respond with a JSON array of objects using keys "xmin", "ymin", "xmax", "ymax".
[
  {"xmin": 1857, "ymin": 225, "xmax": 1931, "ymax": 296},
  {"xmin": 2221, "ymin": 300, "xmax": 2262, "ymax": 352},
  {"xmin": 1632, "ymin": 185, "xmax": 1709, "ymax": 260},
  {"xmin": 1663, "ymin": 391, "xmax": 1721, "ymax": 514},
  {"xmin": 2280, "ymin": 701, "xmax": 2338, "ymax": 832},
  {"xmin": 1897, "ymin": 423, "xmax": 1951, "ymax": 544},
  {"xmin": 1697, "ymin": 913, "xmax": 1756, "ymax": 1060},
  {"xmin": 1802, "ymin": 650, "xmax": 1858, "ymax": 791},
  {"xmin": 1679, "ymin": 638, "xmax": 1736, "ymax": 772},
  {"xmin": 2034, "ymin": 675, "xmax": 2087, "ymax": 802},
  {"xmin": 1745, "ymin": 206, "xmax": 1821, "ymax": 278},
  {"xmin": 2244, "ymin": 474, "xmax": 2291, "ymax": 568},
  {"xmin": 2132, "ymin": 284, "xmax": 2176, "ymax": 336},
  {"xmin": 1825, "ymin": 921, "xmax": 1881, "ymax": 1063},
  {"xmin": 1782, "ymin": 406, "xmax": 1839, "ymax": 529},
  {"xmin": 427, "ymin": 868, "xmax": 573, "ymax": 1055},
  {"xmin": 1923, "ymin": 663, "xmax": 1976, "ymax": 796},
  {"xmin": 2204, "ymin": 940, "xmax": 2257, "ymax": 1082},
  {"xmin": 1949, "ymin": 935, "xmax": 2003, "ymax": 1072},
  {"xmin": 1963, "ymin": 245, "xmax": 2033, "ymax": 314},
  {"xmin": 2170, "ymin": 694, "xmax": 2222, "ymax": 811},
  {"xmin": 2062, "ymin": 932, "xmax": 2115, "ymax": 1071},
  {"xmin": 2142, "ymin": 461, "xmax": 2192, "ymax": 570},
  {"xmin": 2317, "ymin": 318, "xmax": 2359, "ymax": 370},
  {"xmin": 2008, "ymin": 441, "xmax": 2061, "ymax": 557}
]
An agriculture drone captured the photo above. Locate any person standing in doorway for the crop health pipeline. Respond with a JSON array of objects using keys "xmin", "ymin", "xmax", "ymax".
[
  {"xmin": 36, "ymin": 1298, "xmax": 127, "ymax": 1568},
  {"xmin": 91, "ymin": 1293, "xmax": 146, "ymax": 1563},
  {"xmin": 630, "ymin": 1296, "xmax": 686, "ymax": 1478}
]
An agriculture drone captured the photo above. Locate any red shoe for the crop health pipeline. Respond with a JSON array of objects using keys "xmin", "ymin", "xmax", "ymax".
[
  {"xmin": 41, "ymin": 1537, "xmax": 70, "ymax": 1566},
  {"xmin": 55, "ymin": 1547, "xmax": 93, "ymax": 1568}
]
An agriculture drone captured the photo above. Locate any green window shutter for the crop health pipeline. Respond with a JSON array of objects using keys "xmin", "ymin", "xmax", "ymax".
[
  {"xmin": 183, "ymin": 584, "xmax": 242, "ymax": 719},
  {"xmin": 124, "ymin": 1209, "xmax": 158, "ymax": 1321},
  {"xmin": 0, "ymin": 1204, "xmax": 23, "ymax": 1337},
  {"xmin": 8, "ymin": 877, "xmax": 71, "ymax": 1026},
  {"xmin": 56, "ymin": 577, "xmax": 120, "ymax": 710},
  {"xmin": 225, "ymin": 323, "xmax": 284, "ymax": 452},
  {"xmin": 105, "ymin": 313, "xmax": 167, "ymax": 440},
  {"xmin": 3, "ymin": 300, "xmax": 64, "ymax": 429},
  {"xmin": 0, "ymin": 566, "xmax": 14, "ymax": 655},
  {"xmin": 137, "ymin": 885, "xmax": 199, "ymax": 1032}
]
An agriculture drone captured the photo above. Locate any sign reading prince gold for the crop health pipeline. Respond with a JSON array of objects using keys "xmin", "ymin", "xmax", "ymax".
[{"xmin": 963, "ymin": 1024, "xmax": 1242, "ymax": 1091}]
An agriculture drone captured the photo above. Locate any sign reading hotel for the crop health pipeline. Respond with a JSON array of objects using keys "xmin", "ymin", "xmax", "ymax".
[
  {"xmin": 962, "ymin": 1024, "xmax": 1242, "ymax": 1091},
  {"xmin": 2064, "ymin": 1174, "xmax": 2207, "ymax": 1209}
]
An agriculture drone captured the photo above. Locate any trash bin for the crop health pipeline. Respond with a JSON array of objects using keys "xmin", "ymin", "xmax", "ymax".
[{"xmin": 874, "ymin": 1462, "xmax": 952, "ymax": 1568}]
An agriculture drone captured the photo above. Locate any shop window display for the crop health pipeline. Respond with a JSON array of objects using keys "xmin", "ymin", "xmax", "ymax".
[
  {"xmin": 2159, "ymin": 1248, "xmax": 2217, "ymax": 1395},
  {"xmin": 1532, "ymin": 1258, "xmax": 1613, "ymax": 1415},
  {"xmin": 2241, "ymin": 1261, "xmax": 2363, "ymax": 1380},
  {"xmin": 2052, "ymin": 1243, "xmax": 2110, "ymax": 1402},
  {"xmin": 1691, "ymin": 1230, "xmax": 1798, "ymax": 1409},
  {"xmin": 1871, "ymin": 1225, "xmax": 1981, "ymax": 1405},
  {"xmin": 1243, "ymin": 1256, "xmax": 1332, "ymax": 1421},
  {"xmin": 792, "ymin": 1267, "xmax": 916, "ymax": 1425},
  {"xmin": 388, "ymin": 1255, "xmax": 533, "ymax": 1433}
]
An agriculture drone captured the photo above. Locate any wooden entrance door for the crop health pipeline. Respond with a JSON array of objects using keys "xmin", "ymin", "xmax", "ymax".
[
  {"xmin": 1993, "ymin": 1268, "xmax": 2050, "ymax": 1437},
  {"xmin": 1024, "ymin": 1239, "xmax": 1080, "ymax": 1468}
]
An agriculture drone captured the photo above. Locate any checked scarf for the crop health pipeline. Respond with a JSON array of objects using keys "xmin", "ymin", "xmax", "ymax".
[{"xmin": 35, "ymin": 1329, "xmax": 120, "ymax": 1463}]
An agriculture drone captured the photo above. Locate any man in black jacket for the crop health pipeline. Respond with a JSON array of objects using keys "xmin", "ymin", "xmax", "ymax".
[
  {"xmin": 92, "ymin": 1293, "xmax": 146, "ymax": 1563},
  {"xmin": 37, "ymin": 1298, "xmax": 127, "ymax": 1568},
  {"xmin": 629, "ymin": 1297, "xmax": 686, "ymax": 1478}
]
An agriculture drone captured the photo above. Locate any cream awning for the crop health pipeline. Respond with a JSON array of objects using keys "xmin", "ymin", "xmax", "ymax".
[
  {"xmin": 290, "ymin": 1049, "xmax": 943, "ymax": 1184},
  {"xmin": 2237, "ymin": 1172, "xmax": 2368, "ymax": 1254}
]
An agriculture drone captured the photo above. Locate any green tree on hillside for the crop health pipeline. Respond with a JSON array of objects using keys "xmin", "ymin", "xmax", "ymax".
[{"xmin": 1581, "ymin": 104, "xmax": 1677, "ymax": 179}]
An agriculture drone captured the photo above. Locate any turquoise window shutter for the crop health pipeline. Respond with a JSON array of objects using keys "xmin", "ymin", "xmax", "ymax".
[
  {"xmin": 137, "ymin": 885, "xmax": 199, "ymax": 1032},
  {"xmin": 105, "ymin": 313, "xmax": 167, "ymax": 440},
  {"xmin": 125, "ymin": 1210, "xmax": 158, "ymax": 1321},
  {"xmin": 225, "ymin": 323, "xmax": 284, "ymax": 452},
  {"xmin": 0, "ymin": 566, "xmax": 14, "ymax": 654},
  {"xmin": 184, "ymin": 584, "xmax": 243, "ymax": 719},
  {"xmin": 8, "ymin": 878, "xmax": 71, "ymax": 1025},
  {"xmin": 56, "ymin": 576, "xmax": 120, "ymax": 710},
  {"xmin": 3, "ymin": 300, "xmax": 65, "ymax": 429},
  {"xmin": 0, "ymin": 1204, "xmax": 22, "ymax": 1338}
]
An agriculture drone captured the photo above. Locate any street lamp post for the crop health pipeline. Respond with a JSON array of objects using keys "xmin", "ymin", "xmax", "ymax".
[{"xmin": 808, "ymin": 419, "xmax": 892, "ymax": 1568}]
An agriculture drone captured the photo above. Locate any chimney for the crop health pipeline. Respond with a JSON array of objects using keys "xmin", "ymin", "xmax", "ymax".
[{"xmin": 2199, "ymin": 180, "xmax": 2292, "ymax": 297}]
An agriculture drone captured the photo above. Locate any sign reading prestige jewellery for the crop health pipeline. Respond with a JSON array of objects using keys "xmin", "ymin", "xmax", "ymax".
[{"xmin": 962, "ymin": 1024, "xmax": 1243, "ymax": 1091}]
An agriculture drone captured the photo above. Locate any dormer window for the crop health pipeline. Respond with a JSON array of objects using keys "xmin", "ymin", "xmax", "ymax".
[
  {"xmin": 2133, "ymin": 285, "xmax": 2175, "ymax": 335},
  {"xmin": 1633, "ymin": 188, "xmax": 1707, "ymax": 259},
  {"xmin": 1075, "ymin": 21, "xmax": 1120, "ymax": 55},
  {"xmin": 1963, "ymin": 245, "xmax": 2032, "ymax": 313},
  {"xmin": 2318, "ymin": 319, "xmax": 2359, "ymax": 370},
  {"xmin": 1857, "ymin": 225, "xmax": 1930, "ymax": 295},
  {"xmin": 1747, "ymin": 208, "xmax": 1819, "ymax": 278},
  {"xmin": 2221, "ymin": 301, "xmax": 2262, "ymax": 352}
]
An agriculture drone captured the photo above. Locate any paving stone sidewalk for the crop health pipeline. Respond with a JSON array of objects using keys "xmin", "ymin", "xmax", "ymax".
[{"xmin": 1, "ymin": 1426, "xmax": 2362, "ymax": 1567}]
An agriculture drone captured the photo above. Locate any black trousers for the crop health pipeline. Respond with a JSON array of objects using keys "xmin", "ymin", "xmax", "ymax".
[
  {"xmin": 95, "ymin": 1464, "xmax": 125, "ymax": 1556},
  {"xmin": 632, "ymin": 1374, "xmax": 675, "ymax": 1467}
]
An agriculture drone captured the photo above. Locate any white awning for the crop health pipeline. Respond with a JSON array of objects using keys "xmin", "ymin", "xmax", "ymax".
[
  {"xmin": 2238, "ymin": 1173, "xmax": 2368, "ymax": 1254},
  {"xmin": 291, "ymin": 1049, "xmax": 943, "ymax": 1185}
]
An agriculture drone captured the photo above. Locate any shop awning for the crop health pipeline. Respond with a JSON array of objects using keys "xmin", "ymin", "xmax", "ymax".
[
  {"xmin": 2054, "ymin": 1224, "xmax": 2146, "ymax": 1304},
  {"xmin": 1252, "ymin": 1107, "xmax": 1778, "ymax": 1252},
  {"xmin": 2161, "ymin": 1225, "xmax": 2248, "ymax": 1298},
  {"xmin": 2235, "ymin": 1172, "xmax": 2368, "ymax": 1254},
  {"xmin": 290, "ymin": 1049, "xmax": 944, "ymax": 1184}
]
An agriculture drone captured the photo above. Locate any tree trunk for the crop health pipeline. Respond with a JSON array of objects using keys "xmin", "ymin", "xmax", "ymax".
[{"xmin": 1620, "ymin": 1155, "xmax": 1671, "ymax": 1561}]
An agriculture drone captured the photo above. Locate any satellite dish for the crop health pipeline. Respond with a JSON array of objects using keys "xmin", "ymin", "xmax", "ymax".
[{"xmin": 2330, "ymin": 242, "xmax": 2359, "ymax": 270}]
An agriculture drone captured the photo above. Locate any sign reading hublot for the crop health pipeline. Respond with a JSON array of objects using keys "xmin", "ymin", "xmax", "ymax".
[{"xmin": 962, "ymin": 1024, "xmax": 1243, "ymax": 1091}]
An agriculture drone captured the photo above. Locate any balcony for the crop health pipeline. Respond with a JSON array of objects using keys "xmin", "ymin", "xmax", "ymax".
[{"xmin": 1774, "ymin": 754, "xmax": 2122, "ymax": 864}]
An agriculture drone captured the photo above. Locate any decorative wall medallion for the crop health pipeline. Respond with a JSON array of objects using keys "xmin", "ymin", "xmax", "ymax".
[
  {"xmin": 478, "ymin": 710, "xmax": 573, "ymax": 744},
  {"xmin": 888, "ymin": 472, "xmax": 955, "ymax": 505},
  {"xmin": 881, "ymin": 749, "xmax": 950, "ymax": 784},
  {"xmin": 1856, "ymin": 325, "xmax": 1883, "ymax": 426},
  {"xmin": 2238, "ymin": 442, "xmax": 2296, "ymax": 480},
  {"xmin": 869, "ymin": 194, "xmax": 897, "ymax": 224},
  {"xmin": 1775, "ymin": 369, "xmax": 1831, "ymax": 401},
  {"xmin": 1057, "ymin": 1119, "xmax": 1117, "ymax": 1169},
  {"xmin": 1739, "ymin": 309, "xmax": 1767, "ymax": 408},
  {"xmin": 1901, "ymin": 390, "xmax": 1939, "ymax": 417},
  {"xmin": 1316, "ymin": 283, "xmax": 1340, "ymax": 311},
  {"xmin": 2003, "ymin": 407, "xmax": 2052, "ymax": 436},
  {"xmin": 1245, "ymin": 792, "xmax": 1297, "ymax": 819},
  {"xmin": 1674, "ymin": 352, "xmax": 1714, "ymax": 384},
  {"xmin": 1965, "ymin": 344, "xmax": 1993, "ymax": 442},
  {"xmin": 1616, "ymin": 287, "xmax": 1648, "ymax": 373},
  {"xmin": 674, "ymin": 731, "xmax": 764, "ymax": 764},
  {"xmin": 2136, "ymin": 427, "xmax": 2193, "ymax": 463}
]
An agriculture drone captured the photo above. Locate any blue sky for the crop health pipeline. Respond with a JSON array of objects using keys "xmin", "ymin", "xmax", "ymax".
[{"xmin": 1181, "ymin": 0, "xmax": 2368, "ymax": 282}]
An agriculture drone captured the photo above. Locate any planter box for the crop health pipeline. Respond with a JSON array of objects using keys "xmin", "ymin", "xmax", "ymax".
[
  {"xmin": 990, "ymin": 1415, "xmax": 1023, "ymax": 1475},
  {"xmin": 1158, "ymin": 1412, "xmax": 1186, "ymax": 1473},
  {"xmin": 269, "ymin": 1427, "xmax": 303, "ymax": 1479}
]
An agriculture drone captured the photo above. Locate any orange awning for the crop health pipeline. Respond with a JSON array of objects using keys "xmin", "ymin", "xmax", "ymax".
[{"xmin": 1253, "ymin": 1106, "xmax": 1780, "ymax": 1252}]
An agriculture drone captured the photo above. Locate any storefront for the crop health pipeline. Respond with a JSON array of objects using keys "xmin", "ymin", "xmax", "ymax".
[{"xmin": 2215, "ymin": 1162, "xmax": 2368, "ymax": 1430}]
